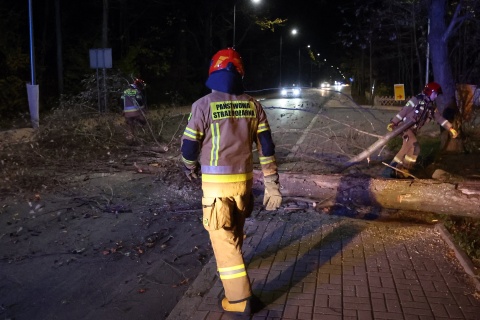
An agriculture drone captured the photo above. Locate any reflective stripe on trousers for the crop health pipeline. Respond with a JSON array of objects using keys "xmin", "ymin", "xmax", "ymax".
[
  {"xmin": 210, "ymin": 226, "xmax": 252, "ymax": 301},
  {"xmin": 202, "ymin": 181, "xmax": 253, "ymax": 302},
  {"xmin": 393, "ymin": 129, "xmax": 419, "ymax": 170}
]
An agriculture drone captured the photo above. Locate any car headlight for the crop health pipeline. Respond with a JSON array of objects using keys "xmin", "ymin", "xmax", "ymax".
[
  {"xmin": 293, "ymin": 89, "xmax": 300, "ymax": 96},
  {"xmin": 281, "ymin": 89, "xmax": 287, "ymax": 96}
]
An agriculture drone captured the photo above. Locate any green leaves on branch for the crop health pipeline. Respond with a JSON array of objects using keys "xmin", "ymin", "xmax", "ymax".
[{"xmin": 255, "ymin": 18, "xmax": 288, "ymax": 32}]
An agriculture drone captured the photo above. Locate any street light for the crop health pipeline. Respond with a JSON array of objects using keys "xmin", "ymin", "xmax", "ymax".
[
  {"xmin": 297, "ymin": 44, "xmax": 309, "ymax": 85},
  {"xmin": 307, "ymin": 45, "xmax": 313, "ymax": 87},
  {"xmin": 233, "ymin": 0, "xmax": 261, "ymax": 47},
  {"xmin": 298, "ymin": 47, "xmax": 301, "ymax": 85},
  {"xmin": 279, "ymin": 28, "xmax": 298, "ymax": 87}
]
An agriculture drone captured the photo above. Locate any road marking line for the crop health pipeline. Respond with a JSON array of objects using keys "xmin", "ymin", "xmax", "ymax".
[{"xmin": 286, "ymin": 108, "xmax": 322, "ymax": 160}]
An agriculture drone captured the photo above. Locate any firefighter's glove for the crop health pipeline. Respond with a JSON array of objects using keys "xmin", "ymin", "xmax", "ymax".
[
  {"xmin": 386, "ymin": 122, "xmax": 395, "ymax": 132},
  {"xmin": 449, "ymin": 128, "xmax": 459, "ymax": 139},
  {"xmin": 184, "ymin": 164, "xmax": 199, "ymax": 181},
  {"xmin": 263, "ymin": 174, "xmax": 282, "ymax": 211}
]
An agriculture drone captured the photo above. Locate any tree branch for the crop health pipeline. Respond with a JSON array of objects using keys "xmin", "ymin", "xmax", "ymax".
[{"xmin": 443, "ymin": 0, "xmax": 465, "ymax": 42}]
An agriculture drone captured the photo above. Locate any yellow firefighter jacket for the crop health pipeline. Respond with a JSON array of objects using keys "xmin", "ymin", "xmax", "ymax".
[
  {"xmin": 391, "ymin": 94, "xmax": 453, "ymax": 133},
  {"xmin": 122, "ymin": 87, "xmax": 145, "ymax": 118},
  {"xmin": 181, "ymin": 90, "xmax": 278, "ymax": 185}
]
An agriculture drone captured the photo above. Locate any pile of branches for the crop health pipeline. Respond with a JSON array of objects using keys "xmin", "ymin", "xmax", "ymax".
[{"xmin": 0, "ymin": 104, "xmax": 184, "ymax": 197}]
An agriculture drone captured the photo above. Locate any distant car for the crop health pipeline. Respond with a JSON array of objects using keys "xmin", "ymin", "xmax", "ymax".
[
  {"xmin": 320, "ymin": 82, "xmax": 330, "ymax": 88},
  {"xmin": 280, "ymin": 86, "xmax": 301, "ymax": 98}
]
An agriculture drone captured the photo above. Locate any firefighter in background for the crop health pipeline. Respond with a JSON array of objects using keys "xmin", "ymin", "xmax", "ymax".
[
  {"xmin": 122, "ymin": 78, "xmax": 146, "ymax": 139},
  {"xmin": 386, "ymin": 82, "xmax": 458, "ymax": 178},
  {"xmin": 180, "ymin": 48, "xmax": 281, "ymax": 315}
]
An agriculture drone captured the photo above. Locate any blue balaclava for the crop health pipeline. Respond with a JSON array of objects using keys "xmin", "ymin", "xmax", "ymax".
[{"xmin": 205, "ymin": 62, "xmax": 244, "ymax": 95}]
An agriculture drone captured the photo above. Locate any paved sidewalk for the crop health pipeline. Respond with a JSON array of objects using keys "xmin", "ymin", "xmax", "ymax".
[
  {"xmin": 167, "ymin": 95, "xmax": 479, "ymax": 319},
  {"xmin": 167, "ymin": 211, "xmax": 480, "ymax": 320}
]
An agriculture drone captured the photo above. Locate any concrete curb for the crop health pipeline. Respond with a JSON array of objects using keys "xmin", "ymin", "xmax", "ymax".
[
  {"xmin": 435, "ymin": 223, "xmax": 480, "ymax": 292},
  {"xmin": 166, "ymin": 259, "xmax": 218, "ymax": 320}
]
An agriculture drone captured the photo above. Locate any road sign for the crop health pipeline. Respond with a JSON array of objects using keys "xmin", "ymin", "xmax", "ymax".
[
  {"xmin": 394, "ymin": 84, "xmax": 405, "ymax": 101},
  {"xmin": 89, "ymin": 48, "xmax": 112, "ymax": 69}
]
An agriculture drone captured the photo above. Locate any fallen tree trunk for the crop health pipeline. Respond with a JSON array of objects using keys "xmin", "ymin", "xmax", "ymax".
[{"xmin": 253, "ymin": 171, "xmax": 480, "ymax": 218}]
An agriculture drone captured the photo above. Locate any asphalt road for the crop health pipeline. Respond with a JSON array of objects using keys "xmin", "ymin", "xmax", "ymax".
[{"xmin": 252, "ymin": 87, "xmax": 398, "ymax": 175}]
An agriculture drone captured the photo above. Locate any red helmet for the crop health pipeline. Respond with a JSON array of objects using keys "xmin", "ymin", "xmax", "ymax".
[
  {"xmin": 208, "ymin": 48, "xmax": 244, "ymax": 77},
  {"xmin": 133, "ymin": 78, "xmax": 146, "ymax": 90},
  {"xmin": 423, "ymin": 82, "xmax": 442, "ymax": 96}
]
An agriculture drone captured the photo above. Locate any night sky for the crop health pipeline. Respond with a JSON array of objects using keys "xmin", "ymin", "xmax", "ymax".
[
  {"xmin": 251, "ymin": 0, "xmax": 346, "ymax": 85},
  {"xmin": 270, "ymin": 0, "xmax": 343, "ymax": 57}
]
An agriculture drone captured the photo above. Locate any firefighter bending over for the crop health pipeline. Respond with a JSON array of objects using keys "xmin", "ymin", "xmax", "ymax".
[
  {"xmin": 180, "ymin": 48, "xmax": 282, "ymax": 315},
  {"xmin": 386, "ymin": 82, "xmax": 458, "ymax": 178},
  {"xmin": 122, "ymin": 78, "xmax": 146, "ymax": 140}
]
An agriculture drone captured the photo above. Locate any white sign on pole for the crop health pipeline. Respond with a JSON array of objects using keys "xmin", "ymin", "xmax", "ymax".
[{"xmin": 89, "ymin": 48, "xmax": 112, "ymax": 69}]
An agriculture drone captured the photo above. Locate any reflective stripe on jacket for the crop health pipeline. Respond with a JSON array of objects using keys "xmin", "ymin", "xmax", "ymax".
[
  {"xmin": 122, "ymin": 88, "xmax": 144, "ymax": 112},
  {"xmin": 181, "ymin": 91, "xmax": 278, "ymax": 183},
  {"xmin": 391, "ymin": 94, "xmax": 452, "ymax": 132}
]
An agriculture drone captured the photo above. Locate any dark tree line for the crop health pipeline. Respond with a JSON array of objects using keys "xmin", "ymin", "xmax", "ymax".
[
  {"xmin": 338, "ymin": 0, "xmax": 480, "ymax": 151},
  {"xmin": 1, "ymin": 0, "xmax": 479, "ymax": 130},
  {"xmin": 0, "ymin": 0, "xmax": 289, "ymax": 122},
  {"xmin": 338, "ymin": 0, "xmax": 480, "ymax": 102}
]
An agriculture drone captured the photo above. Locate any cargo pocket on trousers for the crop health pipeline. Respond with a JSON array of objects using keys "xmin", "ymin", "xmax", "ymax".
[{"xmin": 202, "ymin": 197, "xmax": 233, "ymax": 231}]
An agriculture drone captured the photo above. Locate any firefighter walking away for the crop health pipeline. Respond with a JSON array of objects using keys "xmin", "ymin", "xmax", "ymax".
[{"xmin": 180, "ymin": 48, "xmax": 282, "ymax": 316}]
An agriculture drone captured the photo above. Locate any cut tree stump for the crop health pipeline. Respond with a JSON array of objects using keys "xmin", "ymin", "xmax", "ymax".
[{"xmin": 253, "ymin": 170, "xmax": 480, "ymax": 218}]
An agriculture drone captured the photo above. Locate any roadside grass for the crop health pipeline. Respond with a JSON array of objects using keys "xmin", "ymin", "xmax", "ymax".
[
  {"xmin": 0, "ymin": 105, "xmax": 186, "ymax": 196},
  {"xmin": 386, "ymin": 134, "xmax": 480, "ymax": 272},
  {"xmin": 443, "ymin": 216, "xmax": 480, "ymax": 270}
]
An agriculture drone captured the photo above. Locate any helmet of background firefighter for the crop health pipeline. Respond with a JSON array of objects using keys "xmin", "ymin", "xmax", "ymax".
[
  {"xmin": 423, "ymin": 82, "xmax": 442, "ymax": 96},
  {"xmin": 130, "ymin": 78, "xmax": 146, "ymax": 90},
  {"xmin": 208, "ymin": 48, "xmax": 245, "ymax": 78}
]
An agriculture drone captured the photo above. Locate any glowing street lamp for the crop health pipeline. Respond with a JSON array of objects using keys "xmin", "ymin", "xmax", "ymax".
[
  {"xmin": 279, "ymin": 28, "xmax": 298, "ymax": 87},
  {"xmin": 233, "ymin": 0, "xmax": 262, "ymax": 47}
]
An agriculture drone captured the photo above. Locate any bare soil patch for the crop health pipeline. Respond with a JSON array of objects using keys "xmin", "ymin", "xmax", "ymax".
[{"xmin": 0, "ymin": 153, "xmax": 212, "ymax": 319}]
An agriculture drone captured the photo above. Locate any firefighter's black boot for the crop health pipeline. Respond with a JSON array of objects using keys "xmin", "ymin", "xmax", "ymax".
[{"xmin": 220, "ymin": 295, "xmax": 264, "ymax": 315}]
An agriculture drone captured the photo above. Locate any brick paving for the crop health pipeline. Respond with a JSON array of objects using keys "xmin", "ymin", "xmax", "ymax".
[
  {"xmin": 167, "ymin": 211, "xmax": 480, "ymax": 320},
  {"xmin": 168, "ymin": 99, "xmax": 480, "ymax": 319}
]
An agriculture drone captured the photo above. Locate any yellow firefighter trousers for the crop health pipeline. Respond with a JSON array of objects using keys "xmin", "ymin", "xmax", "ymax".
[
  {"xmin": 392, "ymin": 129, "xmax": 420, "ymax": 170},
  {"xmin": 202, "ymin": 180, "xmax": 254, "ymax": 302}
]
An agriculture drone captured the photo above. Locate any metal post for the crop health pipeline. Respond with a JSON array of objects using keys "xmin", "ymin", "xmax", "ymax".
[
  {"xmin": 27, "ymin": 0, "xmax": 40, "ymax": 128},
  {"xmin": 279, "ymin": 35, "xmax": 282, "ymax": 87},
  {"xmin": 425, "ymin": 19, "xmax": 430, "ymax": 85},
  {"xmin": 102, "ymin": 68, "xmax": 107, "ymax": 112},
  {"xmin": 298, "ymin": 48, "xmax": 301, "ymax": 85},
  {"xmin": 96, "ymin": 68, "xmax": 101, "ymax": 112},
  {"xmin": 233, "ymin": 1, "xmax": 262, "ymax": 48},
  {"xmin": 310, "ymin": 59, "xmax": 313, "ymax": 88},
  {"xmin": 233, "ymin": 4, "xmax": 236, "ymax": 47},
  {"xmin": 28, "ymin": 0, "xmax": 36, "ymax": 85}
]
